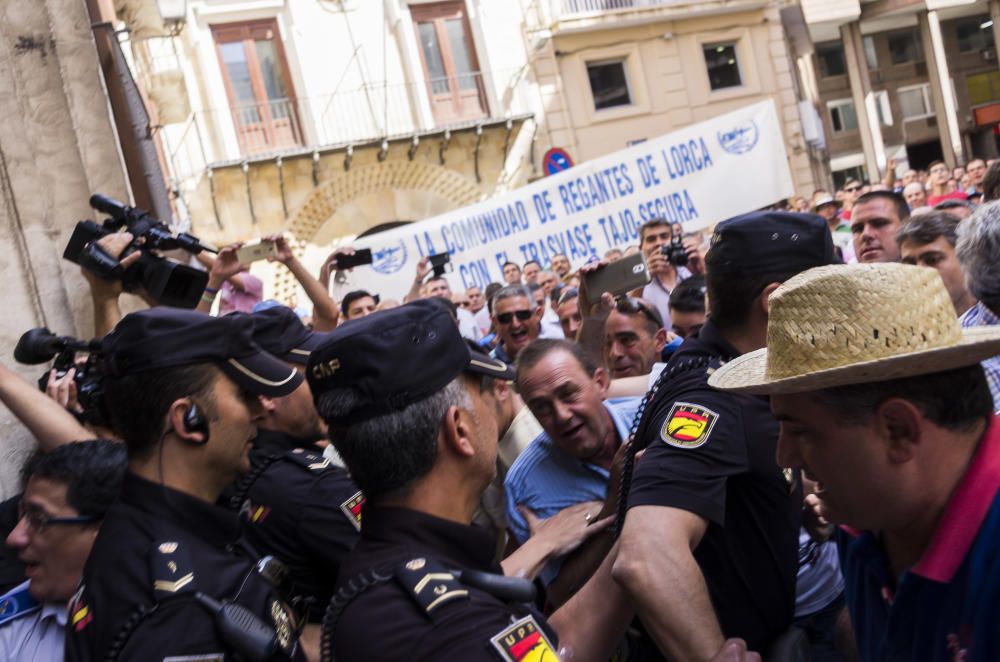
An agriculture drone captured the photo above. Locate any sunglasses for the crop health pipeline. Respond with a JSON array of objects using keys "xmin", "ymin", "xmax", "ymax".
[
  {"xmin": 496, "ymin": 310, "xmax": 534, "ymax": 325},
  {"xmin": 615, "ymin": 296, "xmax": 663, "ymax": 328}
]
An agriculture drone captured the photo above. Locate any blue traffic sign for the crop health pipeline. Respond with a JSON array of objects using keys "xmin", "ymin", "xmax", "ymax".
[{"xmin": 543, "ymin": 147, "xmax": 574, "ymax": 176}]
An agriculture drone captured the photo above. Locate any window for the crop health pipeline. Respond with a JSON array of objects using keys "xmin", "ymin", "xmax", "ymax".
[
  {"xmin": 586, "ymin": 59, "xmax": 632, "ymax": 110},
  {"xmin": 410, "ymin": 1, "xmax": 487, "ymax": 124},
  {"xmin": 816, "ymin": 43, "xmax": 846, "ymax": 77},
  {"xmin": 874, "ymin": 90, "xmax": 893, "ymax": 126},
  {"xmin": 833, "ymin": 166, "xmax": 867, "ymax": 190},
  {"xmin": 828, "ymin": 99, "xmax": 858, "ymax": 134},
  {"xmin": 888, "ymin": 30, "xmax": 922, "ymax": 64},
  {"xmin": 967, "ymin": 71, "xmax": 1000, "ymax": 106},
  {"xmin": 956, "ymin": 17, "xmax": 995, "ymax": 53},
  {"xmin": 703, "ymin": 43, "xmax": 742, "ymax": 90},
  {"xmin": 863, "ymin": 36, "xmax": 878, "ymax": 70},
  {"xmin": 898, "ymin": 84, "xmax": 935, "ymax": 120},
  {"xmin": 211, "ymin": 19, "xmax": 301, "ymax": 155}
]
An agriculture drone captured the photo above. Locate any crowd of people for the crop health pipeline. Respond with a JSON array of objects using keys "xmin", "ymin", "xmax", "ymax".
[{"xmin": 1, "ymin": 154, "xmax": 1000, "ymax": 662}]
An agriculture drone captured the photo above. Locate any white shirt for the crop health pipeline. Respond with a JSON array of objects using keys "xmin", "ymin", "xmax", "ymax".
[
  {"xmin": 540, "ymin": 303, "xmax": 565, "ymax": 339},
  {"xmin": 0, "ymin": 581, "xmax": 67, "ymax": 662},
  {"xmin": 457, "ymin": 307, "xmax": 481, "ymax": 341}
]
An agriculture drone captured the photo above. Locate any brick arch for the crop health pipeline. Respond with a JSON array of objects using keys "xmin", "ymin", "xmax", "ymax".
[{"xmin": 273, "ymin": 160, "xmax": 483, "ymax": 300}]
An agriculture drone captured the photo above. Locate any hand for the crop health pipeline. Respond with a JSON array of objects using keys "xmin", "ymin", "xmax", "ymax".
[
  {"xmin": 81, "ymin": 232, "xmax": 141, "ymax": 299},
  {"xmin": 321, "ymin": 247, "xmax": 358, "ymax": 276},
  {"xmin": 576, "ymin": 260, "xmax": 614, "ymax": 317},
  {"xmin": 46, "ymin": 368, "xmax": 83, "ymax": 414},
  {"xmin": 711, "ymin": 639, "xmax": 761, "ymax": 661},
  {"xmin": 887, "ymin": 157, "xmax": 897, "ymax": 174},
  {"xmin": 518, "ymin": 501, "xmax": 613, "ymax": 558},
  {"xmin": 644, "ymin": 245, "xmax": 669, "ymax": 276},
  {"xmin": 414, "ymin": 256, "xmax": 431, "ymax": 284},
  {"xmin": 210, "ymin": 243, "xmax": 247, "ymax": 281},
  {"xmin": 803, "ymin": 493, "xmax": 834, "ymax": 543},
  {"xmin": 683, "ymin": 237, "xmax": 705, "ymax": 275},
  {"xmin": 267, "ymin": 234, "xmax": 295, "ymax": 264}
]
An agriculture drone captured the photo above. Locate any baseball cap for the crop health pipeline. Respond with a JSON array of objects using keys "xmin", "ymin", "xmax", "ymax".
[
  {"xmin": 242, "ymin": 305, "xmax": 327, "ymax": 365},
  {"xmin": 308, "ymin": 299, "xmax": 516, "ymax": 425},
  {"xmin": 102, "ymin": 308, "xmax": 302, "ymax": 397},
  {"xmin": 706, "ymin": 211, "xmax": 836, "ymax": 277}
]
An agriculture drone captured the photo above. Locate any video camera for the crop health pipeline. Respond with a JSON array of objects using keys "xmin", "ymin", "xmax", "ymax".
[
  {"xmin": 14, "ymin": 327, "xmax": 109, "ymax": 428},
  {"xmin": 64, "ymin": 194, "xmax": 215, "ymax": 309}
]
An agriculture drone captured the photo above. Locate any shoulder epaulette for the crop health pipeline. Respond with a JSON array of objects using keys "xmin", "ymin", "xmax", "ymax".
[
  {"xmin": 284, "ymin": 447, "xmax": 333, "ymax": 473},
  {"xmin": 394, "ymin": 557, "xmax": 468, "ymax": 620},
  {"xmin": 0, "ymin": 584, "xmax": 39, "ymax": 626},
  {"xmin": 149, "ymin": 540, "xmax": 196, "ymax": 599}
]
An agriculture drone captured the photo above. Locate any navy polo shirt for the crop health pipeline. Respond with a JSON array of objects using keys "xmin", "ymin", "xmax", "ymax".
[{"xmin": 839, "ymin": 415, "xmax": 1000, "ymax": 662}]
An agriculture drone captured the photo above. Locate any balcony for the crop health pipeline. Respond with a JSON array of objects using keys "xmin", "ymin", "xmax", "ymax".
[
  {"xmin": 548, "ymin": 0, "xmax": 771, "ymax": 32},
  {"xmin": 560, "ymin": 0, "xmax": 681, "ymax": 14},
  {"xmin": 160, "ymin": 68, "xmax": 532, "ymax": 189}
]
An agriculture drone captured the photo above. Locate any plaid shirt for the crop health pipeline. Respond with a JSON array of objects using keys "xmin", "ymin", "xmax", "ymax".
[{"xmin": 961, "ymin": 301, "xmax": 1000, "ymax": 413}]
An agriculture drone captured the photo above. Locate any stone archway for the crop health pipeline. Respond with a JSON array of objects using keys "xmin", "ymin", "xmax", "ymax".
[{"xmin": 273, "ymin": 159, "xmax": 484, "ymax": 300}]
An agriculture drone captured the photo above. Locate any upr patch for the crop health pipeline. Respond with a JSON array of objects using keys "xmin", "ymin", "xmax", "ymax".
[{"xmin": 660, "ymin": 402, "xmax": 719, "ymax": 449}]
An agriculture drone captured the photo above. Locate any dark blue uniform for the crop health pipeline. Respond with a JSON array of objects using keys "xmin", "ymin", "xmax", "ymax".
[{"xmin": 628, "ymin": 320, "xmax": 799, "ymax": 655}]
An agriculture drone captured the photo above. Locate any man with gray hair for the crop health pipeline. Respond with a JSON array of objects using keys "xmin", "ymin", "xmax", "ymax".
[
  {"xmin": 491, "ymin": 285, "xmax": 543, "ymax": 365},
  {"xmin": 957, "ymin": 200, "xmax": 1000, "ymax": 411}
]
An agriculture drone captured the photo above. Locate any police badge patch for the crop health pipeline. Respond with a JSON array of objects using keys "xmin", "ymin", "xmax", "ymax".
[
  {"xmin": 340, "ymin": 491, "xmax": 365, "ymax": 531},
  {"xmin": 660, "ymin": 402, "xmax": 719, "ymax": 449},
  {"xmin": 490, "ymin": 616, "xmax": 559, "ymax": 661}
]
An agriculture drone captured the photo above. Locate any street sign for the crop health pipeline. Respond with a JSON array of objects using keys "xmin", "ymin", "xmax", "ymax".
[{"xmin": 542, "ymin": 147, "xmax": 574, "ymax": 176}]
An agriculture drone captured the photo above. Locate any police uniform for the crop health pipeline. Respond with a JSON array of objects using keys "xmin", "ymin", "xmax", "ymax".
[
  {"xmin": 64, "ymin": 473, "xmax": 302, "ymax": 661},
  {"xmin": 228, "ymin": 430, "xmax": 361, "ymax": 620},
  {"xmin": 625, "ymin": 213, "xmax": 836, "ymax": 658},
  {"xmin": 221, "ymin": 306, "xmax": 362, "ymax": 620},
  {"xmin": 329, "ymin": 506, "xmax": 558, "ymax": 661},
  {"xmin": 0, "ymin": 580, "xmax": 66, "ymax": 661},
  {"xmin": 64, "ymin": 308, "xmax": 306, "ymax": 661},
  {"xmin": 305, "ymin": 300, "xmax": 553, "ymax": 662}
]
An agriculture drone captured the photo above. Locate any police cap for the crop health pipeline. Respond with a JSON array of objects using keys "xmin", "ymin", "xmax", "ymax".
[
  {"xmin": 307, "ymin": 299, "xmax": 515, "ymax": 425},
  {"xmin": 707, "ymin": 211, "xmax": 836, "ymax": 277},
  {"xmin": 244, "ymin": 305, "xmax": 326, "ymax": 366},
  {"xmin": 102, "ymin": 308, "xmax": 302, "ymax": 397}
]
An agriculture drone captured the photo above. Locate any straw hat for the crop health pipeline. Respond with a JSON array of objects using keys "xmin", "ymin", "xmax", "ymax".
[
  {"xmin": 708, "ymin": 263, "xmax": 1000, "ymax": 394},
  {"xmin": 811, "ymin": 195, "xmax": 841, "ymax": 211}
]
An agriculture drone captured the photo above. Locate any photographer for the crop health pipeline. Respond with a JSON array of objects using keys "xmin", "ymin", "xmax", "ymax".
[
  {"xmin": 80, "ymin": 232, "xmax": 142, "ymax": 337},
  {"xmin": 639, "ymin": 219, "xmax": 699, "ymax": 324},
  {"xmin": 65, "ymin": 308, "xmax": 307, "ymax": 661}
]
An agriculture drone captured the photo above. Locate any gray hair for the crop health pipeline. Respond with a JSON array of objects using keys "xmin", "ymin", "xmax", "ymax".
[
  {"xmin": 956, "ymin": 200, "xmax": 1000, "ymax": 309},
  {"xmin": 492, "ymin": 284, "xmax": 537, "ymax": 313},
  {"xmin": 895, "ymin": 211, "xmax": 959, "ymax": 248},
  {"xmin": 315, "ymin": 378, "xmax": 471, "ymax": 502}
]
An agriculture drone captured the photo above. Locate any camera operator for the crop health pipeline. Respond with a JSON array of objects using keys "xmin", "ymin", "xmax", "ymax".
[
  {"xmin": 224, "ymin": 305, "xmax": 361, "ymax": 637},
  {"xmin": 80, "ymin": 232, "xmax": 142, "ymax": 338},
  {"xmin": 64, "ymin": 308, "xmax": 307, "ymax": 661},
  {"xmin": 640, "ymin": 219, "xmax": 699, "ymax": 325}
]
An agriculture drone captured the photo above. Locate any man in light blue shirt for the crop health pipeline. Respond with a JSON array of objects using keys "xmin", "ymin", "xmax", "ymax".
[{"xmin": 505, "ymin": 339, "xmax": 639, "ymax": 597}]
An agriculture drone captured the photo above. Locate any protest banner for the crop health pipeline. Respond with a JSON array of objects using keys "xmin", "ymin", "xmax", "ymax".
[{"xmin": 350, "ymin": 99, "xmax": 793, "ymax": 298}]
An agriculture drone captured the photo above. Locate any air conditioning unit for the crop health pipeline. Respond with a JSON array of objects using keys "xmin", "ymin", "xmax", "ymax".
[{"xmin": 799, "ymin": 100, "xmax": 827, "ymax": 150}]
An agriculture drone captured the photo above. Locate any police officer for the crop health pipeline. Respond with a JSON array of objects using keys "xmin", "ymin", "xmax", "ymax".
[
  {"xmin": 65, "ymin": 308, "xmax": 306, "ymax": 661},
  {"xmin": 613, "ymin": 212, "xmax": 838, "ymax": 660},
  {"xmin": 308, "ymin": 299, "xmax": 634, "ymax": 661},
  {"xmin": 225, "ymin": 305, "xmax": 361, "ymax": 621}
]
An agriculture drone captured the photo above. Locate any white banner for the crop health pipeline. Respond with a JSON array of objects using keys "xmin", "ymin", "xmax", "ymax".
[{"xmin": 352, "ymin": 100, "xmax": 793, "ymax": 299}]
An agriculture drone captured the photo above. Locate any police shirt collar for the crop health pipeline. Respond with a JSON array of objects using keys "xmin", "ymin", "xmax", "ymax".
[
  {"xmin": 252, "ymin": 429, "xmax": 324, "ymax": 457},
  {"xmin": 121, "ymin": 472, "xmax": 242, "ymax": 547},
  {"xmin": 362, "ymin": 506, "xmax": 498, "ymax": 572},
  {"xmin": 690, "ymin": 320, "xmax": 740, "ymax": 364}
]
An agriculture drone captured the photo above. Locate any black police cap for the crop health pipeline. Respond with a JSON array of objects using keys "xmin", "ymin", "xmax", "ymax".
[
  {"xmin": 102, "ymin": 308, "xmax": 302, "ymax": 398},
  {"xmin": 307, "ymin": 299, "xmax": 515, "ymax": 425},
  {"xmin": 242, "ymin": 305, "xmax": 326, "ymax": 366},
  {"xmin": 706, "ymin": 211, "xmax": 836, "ymax": 277}
]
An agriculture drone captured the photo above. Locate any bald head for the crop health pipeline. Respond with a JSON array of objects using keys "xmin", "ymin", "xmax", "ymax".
[{"xmin": 903, "ymin": 182, "xmax": 927, "ymax": 210}]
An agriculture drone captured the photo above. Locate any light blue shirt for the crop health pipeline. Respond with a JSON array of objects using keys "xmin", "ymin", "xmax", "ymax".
[
  {"xmin": 0, "ymin": 581, "xmax": 66, "ymax": 662},
  {"xmin": 961, "ymin": 301, "xmax": 1000, "ymax": 413},
  {"xmin": 504, "ymin": 397, "xmax": 641, "ymax": 584}
]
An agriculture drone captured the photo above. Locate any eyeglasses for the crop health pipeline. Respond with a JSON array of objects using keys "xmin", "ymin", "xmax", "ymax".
[
  {"xmin": 615, "ymin": 297, "xmax": 663, "ymax": 328},
  {"xmin": 18, "ymin": 501, "xmax": 98, "ymax": 533},
  {"xmin": 496, "ymin": 310, "xmax": 534, "ymax": 325}
]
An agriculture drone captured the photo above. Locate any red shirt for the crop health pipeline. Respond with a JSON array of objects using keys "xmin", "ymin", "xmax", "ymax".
[{"xmin": 927, "ymin": 190, "xmax": 968, "ymax": 207}]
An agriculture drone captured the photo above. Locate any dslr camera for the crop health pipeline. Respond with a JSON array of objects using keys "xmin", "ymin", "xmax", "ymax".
[
  {"xmin": 660, "ymin": 226, "xmax": 689, "ymax": 268},
  {"xmin": 14, "ymin": 327, "xmax": 109, "ymax": 428},
  {"xmin": 64, "ymin": 194, "xmax": 215, "ymax": 308}
]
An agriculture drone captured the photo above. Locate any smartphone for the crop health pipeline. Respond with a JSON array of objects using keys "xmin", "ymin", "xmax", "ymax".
[
  {"xmin": 336, "ymin": 249, "xmax": 373, "ymax": 270},
  {"xmin": 429, "ymin": 253, "xmax": 452, "ymax": 278},
  {"xmin": 236, "ymin": 239, "xmax": 277, "ymax": 264},
  {"xmin": 583, "ymin": 252, "xmax": 650, "ymax": 304}
]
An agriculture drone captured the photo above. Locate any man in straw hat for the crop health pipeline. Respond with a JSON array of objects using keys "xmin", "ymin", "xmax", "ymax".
[
  {"xmin": 709, "ymin": 263, "xmax": 1000, "ymax": 661},
  {"xmin": 613, "ymin": 211, "xmax": 838, "ymax": 660}
]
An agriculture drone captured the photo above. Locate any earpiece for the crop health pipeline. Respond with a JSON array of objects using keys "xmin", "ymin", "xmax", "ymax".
[{"xmin": 182, "ymin": 403, "xmax": 210, "ymax": 444}]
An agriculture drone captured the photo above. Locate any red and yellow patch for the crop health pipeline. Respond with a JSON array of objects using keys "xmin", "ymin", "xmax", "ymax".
[
  {"xmin": 340, "ymin": 491, "xmax": 365, "ymax": 531},
  {"xmin": 660, "ymin": 402, "xmax": 719, "ymax": 449},
  {"xmin": 490, "ymin": 616, "xmax": 559, "ymax": 661},
  {"xmin": 69, "ymin": 586, "xmax": 92, "ymax": 632}
]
